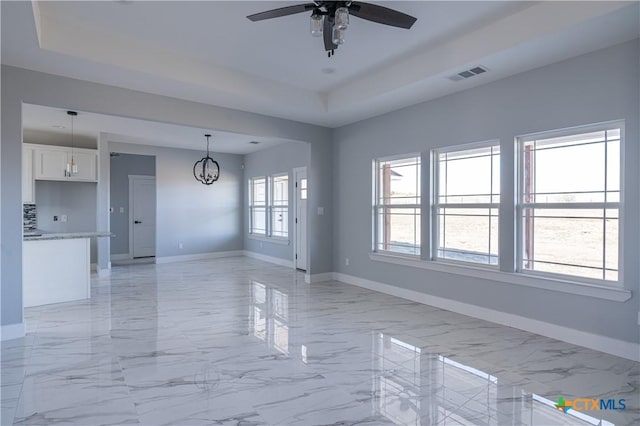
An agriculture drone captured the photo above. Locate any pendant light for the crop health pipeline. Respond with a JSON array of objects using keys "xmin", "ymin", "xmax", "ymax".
[
  {"xmin": 193, "ymin": 134, "xmax": 220, "ymax": 185},
  {"xmin": 66, "ymin": 111, "xmax": 78, "ymax": 176}
]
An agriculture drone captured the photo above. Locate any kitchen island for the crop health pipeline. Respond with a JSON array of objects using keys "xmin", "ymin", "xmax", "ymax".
[{"xmin": 23, "ymin": 232, "xmax": 112, "ymax": 307}]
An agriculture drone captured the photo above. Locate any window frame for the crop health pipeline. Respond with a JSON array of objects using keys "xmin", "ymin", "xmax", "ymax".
[
  {"xmin": 372, "ymin": 153, "xmax": 422, "ymax": 258},
  {"xmin": 431, "ymin": 140, "xmax": 501, "ymax": 269},
  {"xmin": 515, "ymin": 120, "xmax": 624, "ymax": 285},
  {"xmin": 269, "ymin": 173, "xmax": 289, "ymax": 240},
  {"xmin": 248, "ymin": 173, "xmax": 290, "ymax": 243},
  {"xmin": 248, "ymin": 176, "xmax": 267, "ymax": 236}
]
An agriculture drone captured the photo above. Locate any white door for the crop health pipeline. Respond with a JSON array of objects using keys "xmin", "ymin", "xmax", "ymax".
[
  {"xmin": 294, "ymin": 168, "xmax": 308, "ymax": 271},
  {"xmin": 130, "ymin": 176, "xmax": 156, "ymax": 258}
]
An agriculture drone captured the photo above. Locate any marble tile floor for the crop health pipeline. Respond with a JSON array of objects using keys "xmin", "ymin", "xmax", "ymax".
[{"xmin": 1, "ymin": 256, "xmax": 638, "ymax": 425}]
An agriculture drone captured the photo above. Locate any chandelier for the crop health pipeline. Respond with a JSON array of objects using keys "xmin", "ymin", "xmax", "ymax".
[{"xmin": 193, "ymin": 134, "xmax": 220, "ymax": 185}]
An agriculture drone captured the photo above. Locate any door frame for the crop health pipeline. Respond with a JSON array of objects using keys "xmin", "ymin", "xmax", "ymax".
[
  {"xmin": 128, "ymin": 175, "xmax": 157, "ymax": 259},
  {"xmin": 292, "ymin": 167, "xmax": 308, "ymax": 271}
]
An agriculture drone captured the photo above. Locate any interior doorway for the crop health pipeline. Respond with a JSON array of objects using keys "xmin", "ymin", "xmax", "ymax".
[
  {"xmin": 109, "ymin": 153, "xmax": 156, "ymax": 262},
  {"xmin": 293, "ymin": 167, "xmax": 308, "ymax": 271}
]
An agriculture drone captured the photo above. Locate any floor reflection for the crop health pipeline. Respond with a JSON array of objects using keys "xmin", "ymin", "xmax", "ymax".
[
  {"xmin": 250, "ymin": 281, "xmax": 289, "ymax": 355},
  {"xmin": 374, "ymin": 332, "xmax": 615, "ymax": 426}
]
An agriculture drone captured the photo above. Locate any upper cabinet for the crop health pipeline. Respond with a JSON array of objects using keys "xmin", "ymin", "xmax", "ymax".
[
  {"xmin": 36, "ymin": 148, "xmax": 68, "ymax": 180},
  {"xmin": 23, "ymin": 145, "xmax": 35, "ymax": 204},
  {"xmin": 31, "ymin": 144, "xmax": 98, "ymax": 182}
]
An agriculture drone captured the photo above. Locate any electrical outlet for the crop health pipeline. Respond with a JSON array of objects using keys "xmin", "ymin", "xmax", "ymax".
[
  {"xmin": 120, "ymin": 207, "xmax": 125, "ymax": 213},
  {"xmin": 317, "ymin": 207, "xmax": 324, "ymax": 215},
  {"xmin": 53, "ymin": 215, "xmax": 58, "ymax": 222},
  {"xmin": 60, "ymin": 214, "xmax": 68, "ymax": 223},
  {"xmin": 345, "ymin": 258, "xmax": 350, "ymax": 266},
  {"xmin": 179, "ymin": 242, "xmax": 183, "ymax": 249}
]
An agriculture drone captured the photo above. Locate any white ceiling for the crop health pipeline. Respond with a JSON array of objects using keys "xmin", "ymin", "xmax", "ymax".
[
  {"xmin": 22, "ymin": 104, "xmax": 296, "ymax": 155},
  {"xmin": 2, "ymin": 1, "xmax": 639, "ymax": 129}
]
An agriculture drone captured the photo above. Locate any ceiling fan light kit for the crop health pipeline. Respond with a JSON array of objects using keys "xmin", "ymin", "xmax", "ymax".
[
  {"xmin": 247, "ymin": 1, "xmax": 417, "ymax": 57},
  {"xmin": 310, "ymin": 12, "xmax": 324, "ymax": 36},
  {"xmin": 334, "ymin": 7, "xmax": 349, "ymax": 30}
]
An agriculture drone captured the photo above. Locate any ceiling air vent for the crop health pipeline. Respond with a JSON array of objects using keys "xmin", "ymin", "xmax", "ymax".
[
  {"xmin": 249, "ymin": 141, "xmax": 261, "ymax": 145},
  {"xmin": 448, "ymin": 66, "xmax": 489, "ymax": 82}
]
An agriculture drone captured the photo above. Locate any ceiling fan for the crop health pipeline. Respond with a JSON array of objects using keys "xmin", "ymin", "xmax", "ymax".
[{"xmin": 247, "ymin": 1, "xmax": 417, "ymax": 57}]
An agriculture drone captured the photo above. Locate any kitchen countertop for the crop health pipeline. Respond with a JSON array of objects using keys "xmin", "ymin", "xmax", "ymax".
[{"xmin": 24, "ymin": 231, "xmax": 113, "ymax": 241}]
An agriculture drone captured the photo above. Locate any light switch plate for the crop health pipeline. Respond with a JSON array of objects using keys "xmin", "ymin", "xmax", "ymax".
[
  {"xmin": 119, "ymin": 207, "xmax": 125, "ymax": 213},
  {"xmin": 317, "ymin": 207, "xmax": 324, "ymax": 215},
  {"xmin": 61, "ymin": 215, "xmax": 68, "ymax": 223}
]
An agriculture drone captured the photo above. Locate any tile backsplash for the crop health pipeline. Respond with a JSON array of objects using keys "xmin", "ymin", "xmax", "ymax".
[{"xmin": 23, "ymin": 204, "xmax": 37, "ymax": 231}]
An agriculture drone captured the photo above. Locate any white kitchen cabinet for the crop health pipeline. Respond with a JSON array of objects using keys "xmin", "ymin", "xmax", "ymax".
[
  {"xmin": 71, "ymin": 151, "xmax": 98, "ymax": 181},
  {"xmin": 23, "ymin": 238, "xmax": 91, "ymax": 307},
  {"xmin": 22, "ymin": 145, "xmax": 35, "ymax": 204},
  {"xmin": 33, "ymin": 144, "xmax": 98, "ymax": 182},
  {"xmin": 35, "ymin": 148, "xmax": 68, "ymax": 180}
]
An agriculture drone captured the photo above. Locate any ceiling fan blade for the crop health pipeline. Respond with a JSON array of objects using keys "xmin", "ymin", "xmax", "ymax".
[
  {"xmin": 349, "ymin": 2, "xmax": 417, "ymax": 29},
  {"xmin": 323, "ymin": 15, "xmax": 337, "ymax": 52},
  {"xmin": 247, "ymin": 3, "xmax": 315, "ymax": 22}
]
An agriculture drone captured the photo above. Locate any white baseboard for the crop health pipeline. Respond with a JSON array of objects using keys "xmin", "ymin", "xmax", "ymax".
[
  {"xmin": 110, "ymin": 253, "xmax": 130, "ymax": 261},
  {"xmin": 305, "ymin": 272, "xmax": 334, "ymax": 284},
  {"xmin": 156, "ymin": 250, "xmax": 244, "ymax": 264},
  {"xmin": 334, "ymin": 272, "xmax": 640, "ymax": 362},
  {"xmin": 1, "ymin": 322, "xmax": 25, "ymax": 341},
  {"xmin": 243, "ymin": 250, "xmax": 294, "ymax": 269}
]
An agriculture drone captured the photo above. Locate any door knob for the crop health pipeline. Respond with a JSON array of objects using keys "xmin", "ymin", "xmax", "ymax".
[{"xmin": 134, "ymin": 220, "xmax": 142, "ymax": 224}]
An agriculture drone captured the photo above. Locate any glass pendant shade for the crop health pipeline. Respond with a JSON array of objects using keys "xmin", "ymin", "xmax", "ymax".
[
  {"xmin": 332, "ymin": 26, "xmax": 345, "ymax": 45},
  {"xmin": 335, "ymin": 7, "xmax": 349, "ymax": 30},
  {"xmin": 310, "ymin": 13, "xmax": 323, "ymax": 37}
]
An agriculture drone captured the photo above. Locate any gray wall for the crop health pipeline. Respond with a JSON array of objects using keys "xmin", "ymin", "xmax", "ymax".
[
  {"xmin": 243, "ymin": 142, "xmax": 309, "ymax": 261},
  {"xmin": 108, "ymin": 142, "xmax": 244, "ymax": 258},
  {"xmin": 35, "ymin": 181, "xmax": 98, "ymax": 262},
  {"xmin": 1, "ymin": 63, "xmax": 333, "ymax": 330},
  {"xmin": 332, "ymin": 40, "xmax": 640, "ymax": 344},
  {"xmin": 109, "ymin": 153, "xmax": 156, "ymax": 255}
]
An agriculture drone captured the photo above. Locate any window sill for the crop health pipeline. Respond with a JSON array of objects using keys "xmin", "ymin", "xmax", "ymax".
[
  {"xmin": 248, "ymin": 234, "xmax": 290, "ymax": 246},
  {"xmin": 368, "ymin": 252, "xmax": 631, "ymax": 302}
]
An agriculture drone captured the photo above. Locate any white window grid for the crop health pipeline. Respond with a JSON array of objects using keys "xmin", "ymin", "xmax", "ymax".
[
  {"xmin": 249, "ymin": 173, "xmax": 290, "ymax": 238},
  {"xmin": 270, "ymin": 174, "xmax": 289, "ymax": 238},
  {"xmin": 432, "ymin": 141, "xmax": 500, "ymax": 267},
  {"xmin": 516, "ymin": 121, "xmax": 623, "ymax": 283},
  {"xmin": 249, "ymin": 177, "xmax": 267, "ymax": 235},
  {"xmin": 373, "ymin": 154, "xmax": 421, "ymax": 257}
]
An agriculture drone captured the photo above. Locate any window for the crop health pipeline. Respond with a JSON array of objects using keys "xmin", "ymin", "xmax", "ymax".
[
  {"xmin": 249, "ymin": 177, "xmax": 267, "ymax": 235},
  {"xmin": 433, "ymin": 142, "xmax": 500, "ymax": 266},
  {"xmin": 270, "ymin": 174, "xmax": 288, "ymax": 238},
  {"xmin": 373, "ymin": 155, "xmax": 421, "ymax": 256},
  {"xmin": 249, "ymin": 173, "xmax": 290, "ymax": 239},
  {"xmin": 517, "ymin": 124, "xmax": 621, "ymax": 282},
  {"xmin": 300, "ymin": 178, "xmax": 307, "ymax": 200}
]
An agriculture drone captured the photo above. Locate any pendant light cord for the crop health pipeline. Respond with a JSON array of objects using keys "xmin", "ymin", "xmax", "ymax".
[{"xmin": 71, "ymin": 113, "xmax": 74, "ymax": 160}]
